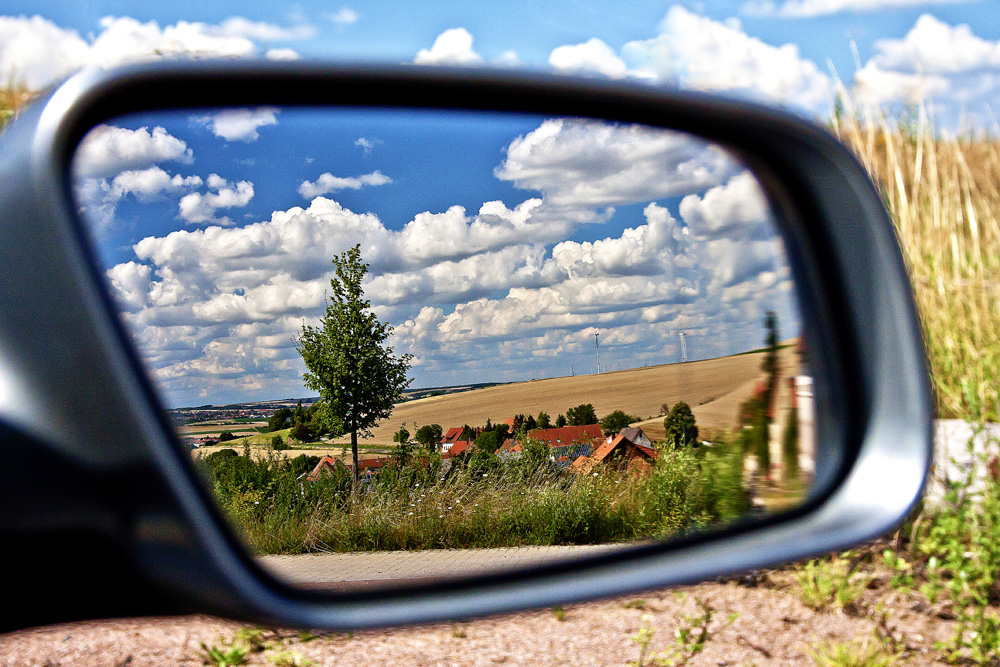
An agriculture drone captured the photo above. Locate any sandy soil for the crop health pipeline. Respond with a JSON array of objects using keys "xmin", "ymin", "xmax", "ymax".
[{"xmin": 0, "ymin": 559, "xmax": 955, "ymax": 667}]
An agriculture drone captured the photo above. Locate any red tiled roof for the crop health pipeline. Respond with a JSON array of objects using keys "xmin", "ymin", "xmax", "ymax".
[
  {"xmin": 591, "ymin": 433, "xmax": 658, "ymax": 464},
  {"xmin": 304, "ymin": 455, "xmax": 344, "ymax": 482},
  {"xmin": 528, "ymin": 424, "xmax": 603, "ymax": 447},
  {"xmin": 498, "ymin": 438, "xmax": 520, "ymax": 453},
  {"xmin": 442, "ymin": 427, "xmax": 463, "ymax": 443},
  {"xmin": 448, "ymin": 440, "xmax": 473, "ymax": 456}
]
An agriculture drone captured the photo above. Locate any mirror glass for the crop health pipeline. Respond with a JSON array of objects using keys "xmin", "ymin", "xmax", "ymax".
[{"xmin": 72, "ymin": 106, "xmax": 814, "ymax": 591}]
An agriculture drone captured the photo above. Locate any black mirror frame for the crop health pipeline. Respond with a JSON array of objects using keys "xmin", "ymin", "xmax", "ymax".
[{"xmin": 0, "ymin": 62, "xmax": 932, "ymax": 631}]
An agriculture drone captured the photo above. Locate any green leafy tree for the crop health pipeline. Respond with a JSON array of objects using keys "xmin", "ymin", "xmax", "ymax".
[
  {"xmin": 414, "ymin": 423, "xmax": 443, "ymax": 451},
  {"xmin": 566, "ymin": 403, "xmax": 598, "ymax": 426},
  {"xmin": 296, "ymin": 244, "xmax": 413, "ymax": 484},
  {"xmin": 392, "ymin": 424, "xmax": 410, "ymax": 445},
  {"xmin": 289, "ymin": 421, "xmax": 313, "ymax": 443},
  {"xmin": 270, "ymin": 434, "xmax": 287, "ymax": 451},
  {"xmin": 599, "ymin": 409, "xmax": 638, "ymax": 434},
  {"xmin": 267, "ymin": 408, "xmax": 292, "ymax": 432},
  {"xmin": 473, "ymin": 430, "xmax": 501, "ymax": 454},
  {"xmin": 218, "ymin": 431, "xmax": 237, "ymax": 442},
  {"xmin": 555, "ymin": 414, "xmax": 567, "ymax": 428},
  {"xmin": 536, "ymin": 411, "xmax": 551, "ymax": 429},
  {"xmin": 663, "ymin": 401, "xmax": 698, "ymax": 448}
]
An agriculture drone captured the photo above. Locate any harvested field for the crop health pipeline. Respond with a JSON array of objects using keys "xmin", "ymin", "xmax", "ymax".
[{"xmin": 327, "ymin": 343, "xmax": 801, "ymax": 448}]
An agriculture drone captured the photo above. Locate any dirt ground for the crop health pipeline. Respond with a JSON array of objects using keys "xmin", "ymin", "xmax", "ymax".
[{"xmin": 0, "ymin": 553, "xmax": 960, "ymax": 666}]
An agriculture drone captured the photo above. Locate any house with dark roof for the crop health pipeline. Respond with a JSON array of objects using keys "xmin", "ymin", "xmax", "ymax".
[{"xmin": 618, "ymin": 427, "xmax": 652, "ymax": 449}]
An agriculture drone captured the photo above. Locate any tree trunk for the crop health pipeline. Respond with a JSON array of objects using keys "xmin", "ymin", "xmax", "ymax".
[{"xmin": 351, "ymin": 429, "xmax": 360, "ymax": 485}]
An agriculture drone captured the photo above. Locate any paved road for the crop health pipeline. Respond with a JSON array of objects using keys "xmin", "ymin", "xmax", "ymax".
[{"xmin": 259, "ymin": 544, "xmax": 630, "ymax": 591}]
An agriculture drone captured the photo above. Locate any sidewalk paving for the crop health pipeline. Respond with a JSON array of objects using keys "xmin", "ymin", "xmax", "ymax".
[{"xmin": 259, "ymin": 544, "xmax": 630, "ymax": 590}]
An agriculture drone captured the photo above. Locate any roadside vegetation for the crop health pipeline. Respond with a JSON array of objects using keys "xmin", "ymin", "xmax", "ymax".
[
  {"xmin": 197, "ymin": 434, "xmax": 750, "ymax": 554},
  {"xmin": 831, "ymin": 93, "xmax": 1000, "ymax": 423}
]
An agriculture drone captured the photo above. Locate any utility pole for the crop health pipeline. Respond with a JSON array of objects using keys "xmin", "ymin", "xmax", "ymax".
[
  {"xmin": 594, "ymin": 332, "xmax": 601, "ymax": 374},
  {"xmin": 679, "ymin": 332, "xmax": 688, "ymax": 363}
]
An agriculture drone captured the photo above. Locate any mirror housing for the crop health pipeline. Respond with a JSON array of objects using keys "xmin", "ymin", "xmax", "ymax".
[{"xmin": 0, "ymin": 62, "xmax": 932, "ymax": 631}]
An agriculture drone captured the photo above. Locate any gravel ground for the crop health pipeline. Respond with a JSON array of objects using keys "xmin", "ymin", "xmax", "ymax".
[{"xmin": 0, "ymin": 566, "xmax": 962, "ymax": 667}]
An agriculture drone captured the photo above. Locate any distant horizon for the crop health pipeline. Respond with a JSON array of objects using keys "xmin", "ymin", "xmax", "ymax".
[{"xmin": 164, "ymin": 337, "xmax": 799, "ymax": 411}]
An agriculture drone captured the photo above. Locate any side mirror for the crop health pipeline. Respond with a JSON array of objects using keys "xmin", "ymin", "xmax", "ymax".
[{"xmin": 0, "ymin": 63, "xmax": 932, "ymax": 631}]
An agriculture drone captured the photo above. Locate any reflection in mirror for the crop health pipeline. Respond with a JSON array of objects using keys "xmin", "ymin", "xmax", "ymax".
[{"xmin": 73, "ymin": 107, "xmax": 814, "ymax": 591}]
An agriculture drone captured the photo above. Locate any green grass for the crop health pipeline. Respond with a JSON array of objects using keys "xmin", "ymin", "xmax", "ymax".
[{"xmin": 199, "ymin": 440, "xmax": 750, "ymax": 554}]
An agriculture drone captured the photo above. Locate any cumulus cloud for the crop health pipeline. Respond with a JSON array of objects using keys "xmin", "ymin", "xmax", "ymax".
[
  {"xmin": 73, "ymin": 124, "xmax": 193, "ymax": 179},
  {"xmin": 414, "ymin": 28, "xmax": 483, "ymax": 65},
  {"xmin": 495, "ymin": 118, "xmax": 737, "ymax": 207},
  {"xmin": 619, "ymin": 7, "xmax": 832, "ymax": 114},
  {"xmin": 108, "ymin": 167, "xmax": 203, "ymax": 201},
  {"xmin": 852, "ymin": 14, "xmax": 1000, "ymax": 128},
  {"xmin": 298, "ymin": 170, "xmax": 392, "ymax": 198},
  {"xmin": 743, "ymin": 0, "xmax": 971, "ymax": 17},
  {"xmin": 543, "ymin": 7, "xmax": 831, "ymax": 113},
  {"xmin": 195, "ymin": 108, "xmax": 279, "ymax": 142},
  {"xmin": 549, "ymin": 38, "xmax": 634, "ymax": 79},
  {"xmin": 679, "ymin": 171, "xmax": 772, "ymax": 240},
  {"xmin": 178, "ymin": 174, "xmax": 254, "ymax": 225},
  {"xmin": 92, "ymin": 115, "xmax": 797, "ymax": 404},
  {"xmin": 0, "ymin": 14, "xmax": 311, "ymax": 90},
  {"xmin": 217, "ymin": 17, "xmax": 315, "ymax": 41},
  {"xmin": 0, "ymin": 15, "xmax": 89, "ymax": 90},
  {"xmin": 265, "ymin": 48, "xmax": 301, "ymax": 60}
]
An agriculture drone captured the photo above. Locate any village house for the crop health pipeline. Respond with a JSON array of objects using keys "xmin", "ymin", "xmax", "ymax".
[
  {"xmin": 497, "ymin": 424, "xmax": 604, "ymax": 467},
  {"xmin": 302, "ymin": 455, "xmax": 387, "ymax": 482},
  {"xmin": 571, "ymin": 432, "xmax": 659, "ymax": 476}
]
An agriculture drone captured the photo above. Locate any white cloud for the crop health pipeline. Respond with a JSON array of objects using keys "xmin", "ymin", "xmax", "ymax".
[
  {"xmin": 109, "ymin": 167, "xmax": 203, "ymax": 201},
  {"xmin": 494, "ymin": 50, "xmax": 521, "ymax": 67},
  {"xmin": 679, "ymin": 171, "xmax": 772, "ymax": 240},
  {"xmin": 495, "ymin": 118, "xmax": 738, "ymax": 206},
  {"xmin": 178, "ymin": 174, "xmax": 254, "ymax": 225},
  {"xmin": 354, "ymin": 137, "xmax": 380, "ymax": 152},
  {"xmin": 549, "ymin": 38, "xmax": 633, "ymax": 79},
  {"xmin": 743, "ymin": 0, "xmax": 971, "ymax": 17},
  {"xmin": 0, "ymin": 14, "xmax": 312, "ymax": 91},
  {"xmin": 217, "ymin": 17, "xmax": 315, "ymax": 41},
  {"xmin": 328, "ymin": 8, "xmax": 360, "ymax": 26},
  {"xmin": 85, "ymin": 16, "xmax": 257, "ymax": 67},
  {"xmin": 298, "ymin": 170, "xmax": 392, "ymax": 198},
  {"xmin": 852, "ymin": 14, "xmax": 1000, "ymax": 128},
  {"xmin": 74, "ymin": 124, "xmax": 193, "ymax": 179},
  {"xmin": 196, "ymin": 108, "xmax": 279, "ymax": 142},
  {"xmin": 619, "ymin": 7, "xmax": 832, "ymax": 113},
  {"xmin": 0, "ymin": 15, "xmax": 89, "ymax": 89},
  {"xmin": 265, "ymin": 48, "xmax": 301, "ymax": 60},
  {"xmin": 414, "ymin": 28, "xmax": 483, "ymax": 66},
  {"xmin": 106, "ymin": 261, "xmax": 152, "ymax": 312}
]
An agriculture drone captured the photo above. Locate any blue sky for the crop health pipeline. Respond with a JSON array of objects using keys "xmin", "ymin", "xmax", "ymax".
[{"xmin": 2, "ymin": 0, "xmax": 997, "ymax": 406}]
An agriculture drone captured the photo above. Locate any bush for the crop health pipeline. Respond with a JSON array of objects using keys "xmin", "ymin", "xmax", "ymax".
[
  {"xmin": 270, "ymin": 434, "xmax": 288, "ymax": 451},
  {"xmin": 289, "ymin": 422, "xmax": 313, "ymax": 443}
]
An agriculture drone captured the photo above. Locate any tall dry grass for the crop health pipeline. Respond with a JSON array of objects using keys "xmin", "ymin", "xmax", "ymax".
[{"xmin": 831, "ymin": 92, "xmax": 1000, "ymax": 422}]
